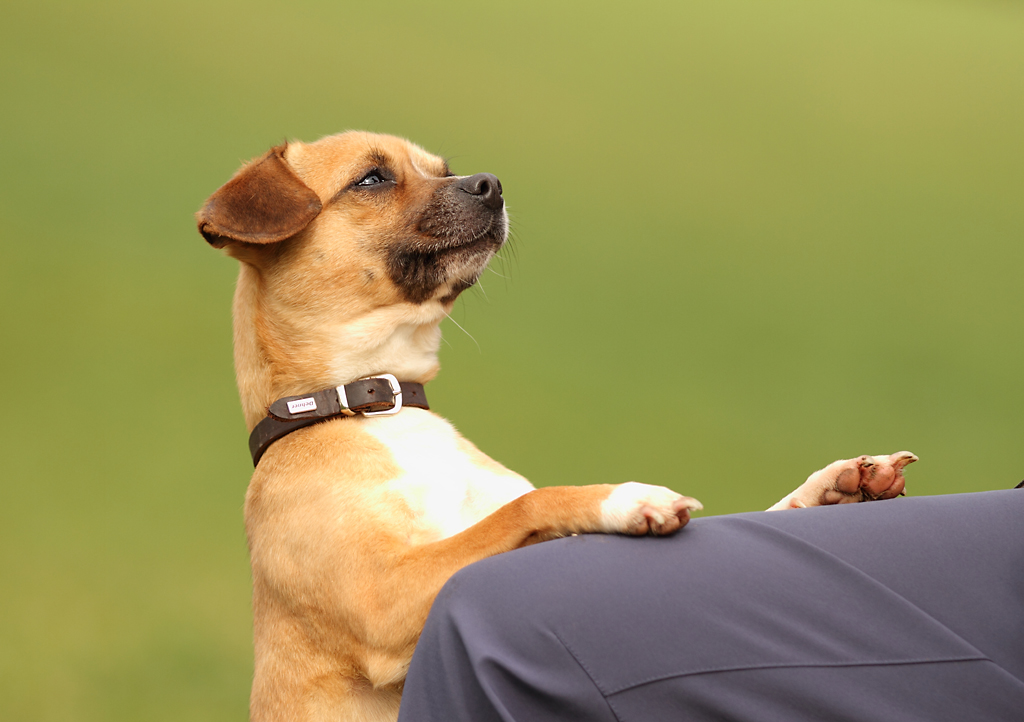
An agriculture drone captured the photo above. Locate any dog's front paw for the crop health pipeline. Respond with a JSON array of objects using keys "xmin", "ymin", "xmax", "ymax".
[
  {"xmin": 770, "ymin": 451, "xmax": 918, "ymax": 510},
  {"xmin": 599, "ymin": 482, "xmax": 703, "ymax": 535}
]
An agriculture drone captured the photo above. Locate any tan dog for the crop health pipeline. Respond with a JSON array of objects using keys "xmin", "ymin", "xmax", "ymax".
[{"xmin": 196, "ymin": 131, "xmax": 916, "ymax": 722}]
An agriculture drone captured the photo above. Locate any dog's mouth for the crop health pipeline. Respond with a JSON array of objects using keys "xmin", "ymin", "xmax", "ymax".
[
  {"xmin": 428, "ymin": 215, "xmax": 505, "ymax": 251},
  {"xmin": 386, "ymin": 179, "xmax": 508, "ymax": 304}
]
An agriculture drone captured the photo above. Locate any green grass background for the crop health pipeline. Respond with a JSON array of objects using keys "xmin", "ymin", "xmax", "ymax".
[{"xmin": 1, "ymin": 0, "xmax": 1022, "ymax": 718}]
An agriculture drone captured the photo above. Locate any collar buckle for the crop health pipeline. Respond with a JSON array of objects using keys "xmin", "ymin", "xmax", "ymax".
[{"xmin": 359, "ymin": 373, "xmax": 403, "ymax": 417}]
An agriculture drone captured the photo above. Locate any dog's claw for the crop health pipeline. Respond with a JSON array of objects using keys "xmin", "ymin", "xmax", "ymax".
[
  {"xmin": 601, "ymin": 482, "xmax": 700, "ymax": 536},
  {"xmin": 770, "ymin": 451, "xmax": 918, "ymax": 510}
]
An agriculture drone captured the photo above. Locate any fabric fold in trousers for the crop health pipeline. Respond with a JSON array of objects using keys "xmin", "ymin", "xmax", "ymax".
[{"xmin": 398, "ymin": 489, "xmax": 1024, "ymax": 721}]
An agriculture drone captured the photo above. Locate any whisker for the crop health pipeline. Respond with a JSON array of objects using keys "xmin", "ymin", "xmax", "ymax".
[{"xmin": 444, "ymin": 310, "xmax": 481, "ymax": 352}]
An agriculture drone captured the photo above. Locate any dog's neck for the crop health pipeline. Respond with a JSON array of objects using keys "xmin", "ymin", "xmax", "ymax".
[{"xmin": 232, "ymin": 264, "xmax": 444, "ymax": 430}]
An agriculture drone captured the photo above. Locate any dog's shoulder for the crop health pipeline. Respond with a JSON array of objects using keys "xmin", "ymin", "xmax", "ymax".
[
  {"xmin": 246, "ymin": 409, "xmax": 534, "ymax": 544},
  {"xmin": 360, "ymin": 409, "xmax": 535, "ymax": 542}
]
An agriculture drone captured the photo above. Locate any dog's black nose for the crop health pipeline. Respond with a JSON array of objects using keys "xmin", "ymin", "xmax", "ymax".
[{"xmin": 457, "ymin": 173, "xmax": 504, "ymax": 211}]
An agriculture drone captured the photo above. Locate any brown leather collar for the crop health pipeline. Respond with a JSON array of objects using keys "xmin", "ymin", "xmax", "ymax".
[{"xmin": 248, "ymin": 376, "xmax": 429, "ymax": 467}]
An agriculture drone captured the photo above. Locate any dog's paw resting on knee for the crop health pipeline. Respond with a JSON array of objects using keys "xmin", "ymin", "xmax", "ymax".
[
  {"xmin": 600, "ymin": 482, "xmax": 703, "ymax": 535},
  {"xmin": 769, "ymin": 451, "xmax": 918, "ymax": 511}
]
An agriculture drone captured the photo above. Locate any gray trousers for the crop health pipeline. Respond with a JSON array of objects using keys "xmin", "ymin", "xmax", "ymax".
[{"xmin": 397, "ymin": 490, "xmax": 1024, "ymax": 721}]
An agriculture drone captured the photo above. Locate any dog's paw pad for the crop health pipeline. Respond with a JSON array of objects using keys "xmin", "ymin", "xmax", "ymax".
[
  {"xmin": 794, "ymin": 451, "xmax": 918, "ymax": 508},
  {"xmin": 600, "ymin": 482, "xmax": 702, "ymax": 536}
]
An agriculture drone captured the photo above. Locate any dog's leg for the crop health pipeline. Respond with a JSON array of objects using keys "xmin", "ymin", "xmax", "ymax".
[
  {"xmin": 767, "ymin": 451, "xmax": 917, "ymax": 511},
  {"xmin": 355, "ymin": 483, "xmax": 701, "ymax": 687}
]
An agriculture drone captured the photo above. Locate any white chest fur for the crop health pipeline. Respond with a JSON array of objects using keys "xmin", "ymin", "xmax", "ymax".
[{"xmin": 359, "ymin": 409, "xmax": 534, "ymax": 543}]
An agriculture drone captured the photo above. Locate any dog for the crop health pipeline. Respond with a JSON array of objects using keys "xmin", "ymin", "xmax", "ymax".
[{"xmin": 196, "ymin": 131, "xmax": 916, "ymax": 721}]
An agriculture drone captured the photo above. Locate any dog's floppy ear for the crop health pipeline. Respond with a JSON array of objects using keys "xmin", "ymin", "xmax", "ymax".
[{"xmin": 196, "ymin": 143, "xmax": 322, "ymax": 248}]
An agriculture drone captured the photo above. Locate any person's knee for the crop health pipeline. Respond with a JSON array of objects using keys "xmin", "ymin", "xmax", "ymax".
[{"xmin": 431, "ymin": 552, "xmax": 536, "ymax": 634}]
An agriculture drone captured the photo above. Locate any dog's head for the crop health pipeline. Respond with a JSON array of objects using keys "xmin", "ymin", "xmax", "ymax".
[
  {"xmin": 197, "ymin": 131, "xmax": 507, "ymax": 307},
  {"xmin": 197, "ymin": 132, "xmax": 508, "ymax": 419}
]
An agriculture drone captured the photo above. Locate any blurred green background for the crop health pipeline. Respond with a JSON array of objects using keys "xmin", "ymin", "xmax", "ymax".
[{"xmin": 2, "ymin": 0, "xmax": 1022, "ymax": 718}]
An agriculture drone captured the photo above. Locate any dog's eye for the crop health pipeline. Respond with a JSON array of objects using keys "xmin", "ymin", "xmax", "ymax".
[{"xmin": 357, "ymin": 171, "xmax": 385, "ymax": 186}]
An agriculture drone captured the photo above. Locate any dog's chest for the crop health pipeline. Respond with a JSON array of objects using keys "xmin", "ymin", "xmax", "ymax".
[{"xmin": 360, "ymin": 410, "xmax": 533, "ymax": 542}]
